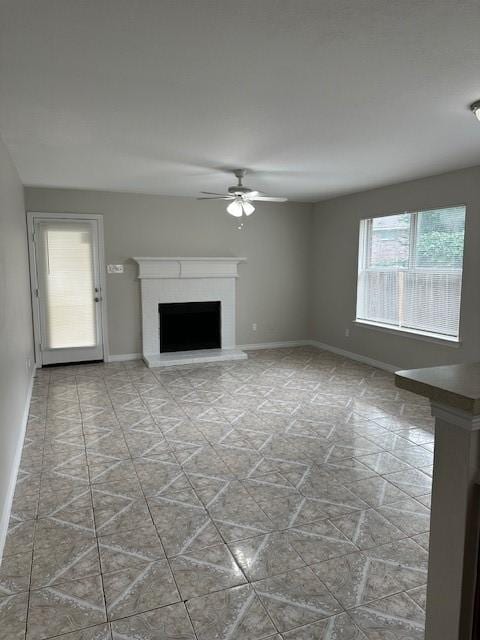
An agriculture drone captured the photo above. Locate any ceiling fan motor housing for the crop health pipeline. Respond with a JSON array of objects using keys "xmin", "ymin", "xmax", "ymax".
[{"xmin": 228, "ymin": 185, "xmax": 253, "ymax": 196}]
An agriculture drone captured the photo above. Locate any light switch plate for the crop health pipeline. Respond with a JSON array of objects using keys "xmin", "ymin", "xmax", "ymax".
[{"xmin": 107, "ymin": 264, "xmax": 124, "ymax": 274}]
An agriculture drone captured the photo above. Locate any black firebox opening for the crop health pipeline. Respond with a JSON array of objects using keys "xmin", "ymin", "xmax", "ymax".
[{"xmin": 159, "ymin": 301, "xmax": 221, "ymax": 353}]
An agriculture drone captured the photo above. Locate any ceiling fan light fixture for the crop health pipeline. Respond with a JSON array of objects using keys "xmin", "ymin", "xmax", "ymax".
[
  {"xmin": 470, "ymin": 100, "xmax": 480, "ymax": 122},
  {"xmin": 227, "ymin": 199, "xmax": 243, "ymax": 217},
  {"xmin": 199, "ymin": 169, "xmax": 287, "ymax": 215}
]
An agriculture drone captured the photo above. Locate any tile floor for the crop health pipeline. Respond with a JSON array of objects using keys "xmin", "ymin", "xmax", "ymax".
[{"xmin": 0, "ymin": 347, "xmax": 434, "ymax": 639}]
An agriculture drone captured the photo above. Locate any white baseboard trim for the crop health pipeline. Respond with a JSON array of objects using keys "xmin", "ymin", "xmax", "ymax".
[
  {"xmin": 238, "ymin": 340, "xmax": 311, "ymax": 351},
  {"xmin": 0, "ymin": 367, "xmax": 35, "ymax": 561},
  {"xmin": 308, "ymin": 340, "xmax": 398, "ymax": 373},
  {"xmin": 106, "ymin": 342, "xmax": 398, "ymax": 374},
  {"xmin": 106, "ymin": 353, "xmax": 142, "ymax": 362}
]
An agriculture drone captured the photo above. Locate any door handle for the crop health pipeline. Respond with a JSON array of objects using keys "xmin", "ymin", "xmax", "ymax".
[{"xmin": 94, "ymin": 297, "xmax": 102, "ymax": 302}]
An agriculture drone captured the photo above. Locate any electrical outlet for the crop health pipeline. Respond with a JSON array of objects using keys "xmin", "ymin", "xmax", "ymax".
[
  {"xmin": 252, "ymin": 323, "xmax": 257, "ymax": 331},
  {"xmin": 345, "ymin": 328, "xmax": 350, "ymax": 337},
  {"xmin": 107, "ymin": 264, "xmax": 124, "ymax": 274}
]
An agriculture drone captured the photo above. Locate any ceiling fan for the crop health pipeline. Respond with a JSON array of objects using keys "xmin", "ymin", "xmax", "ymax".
[{"xmin": 198, "ymin": 169, "xmax": 287, "ymax": 217}]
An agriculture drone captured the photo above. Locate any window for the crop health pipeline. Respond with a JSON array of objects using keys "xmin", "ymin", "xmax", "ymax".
[{"xmin": 356, "ymin": 206, "xmax": 466, "ymax": 341}]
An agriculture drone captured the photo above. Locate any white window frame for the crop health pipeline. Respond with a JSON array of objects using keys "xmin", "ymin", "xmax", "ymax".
[{"xmin": 355, "ymin": 206, "xmax": 465, "ymax": 344}]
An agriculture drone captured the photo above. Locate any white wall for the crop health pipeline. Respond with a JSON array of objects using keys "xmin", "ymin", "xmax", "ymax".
[
  {"xmin": 311, "ymin": 166, "xmax": 480, "ymax": 370},
  {"xmin": 0, "ymin": 137, "xmax": 35, "ymax": 555},
  {"xmin": 25, "ymin": 188, "xmax": 312, "ymax": 356}
]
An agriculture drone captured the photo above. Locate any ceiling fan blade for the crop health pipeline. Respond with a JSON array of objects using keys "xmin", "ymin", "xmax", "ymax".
[
  {"xmin": 250, "ymin": 196, "xmax": 288, "ymax": 202},
  {"xmin": 200, "ymin": 191, "xmax": 229, "ymax": 196},
  {"xmin": 197, "ymin": 196, "xmax": 233, "ymax": 200}
]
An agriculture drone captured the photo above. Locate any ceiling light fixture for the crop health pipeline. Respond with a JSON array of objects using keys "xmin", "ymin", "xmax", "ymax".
[
  {"xmin": 470, "ymin": 100, "xmax": 480, "ymax": 122},
  {"xmin": 226, "ymin": 198, "xmax": 255, "ymax": 217},
  {"xmin": 197, "ymin": 169, "xmax": 287, "ymax": 220}
]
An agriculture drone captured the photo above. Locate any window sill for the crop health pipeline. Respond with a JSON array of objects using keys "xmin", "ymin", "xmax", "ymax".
[{"xmin": 353, "ymin": 320, "xmax": 461, "ymax": 347}]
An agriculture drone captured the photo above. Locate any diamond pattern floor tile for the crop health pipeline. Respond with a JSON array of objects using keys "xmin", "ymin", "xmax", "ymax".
[
  {"xmin": 27, "ymin": 575, "xmax": 106, "ymax": 640},
  {"xmin": 0, "ymin": 592, "xmax": 29, "ymax": 640},
  {"xmin": 102, "ymin": 559, "xmax": 180, "ymax": 620},
  {"xmin": 169, "ymin": 543, "xmax": 246, "ymax": 599},
  {"xmin": 349, "ymin": 591, "xmax": 425, "ymax": 639},
  {"xmin": 0, "ymin": 552, "xmax": 32, "ymax": 596},
  {"xmin": 281, "ymin": 612, "xmax": 368, "ymax": 639},
  {"xmin": 254, "ymin": 566, "xmax": 343, "ymax": 632},
  {"xmin": 311, "ymin": 539, "xmax": 427, "ymax": 609},
  {"xmin": 229, "ymin": 531, "xmax": 305, "ymax": 581},
  {"xmin": 4, "ymin": 348, "xmax": 433, "ymax": 640},
  {"xmin": 186, "ymin": 583, "xmax": 277, "ymax": 640},
  {"xmin": 110, "ymin": 602, "xmax": 194, "ymax": 639}
]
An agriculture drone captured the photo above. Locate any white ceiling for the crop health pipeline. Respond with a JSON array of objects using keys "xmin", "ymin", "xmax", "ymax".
[{"xmin": 1, "ymin": 0, "xmax": 480, "ymax": 202}]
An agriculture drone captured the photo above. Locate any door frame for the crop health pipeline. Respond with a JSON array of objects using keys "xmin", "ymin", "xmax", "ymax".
[{"xmin": 27, "ymin": 211, "xmax": 110, "ymax": 366}]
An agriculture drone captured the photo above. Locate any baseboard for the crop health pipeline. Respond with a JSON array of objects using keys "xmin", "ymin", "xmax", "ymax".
[
  {"xmin": 0, "ymin": 366, "xmax": 35, "ymax": 561},
  {"xmin": 308, "ymin": 340, "xmax": 398, "ymax": 373},
  {"xmin": 106, "ymin": 353, "xmax": 142, "ymax": 362},
  {"xmin": 106, "ymin": 342, "xmax": 398, "ymax": 374},
  {"xmin": 238, "ymin": 340, "xmax": 311, "ymax": 351}
]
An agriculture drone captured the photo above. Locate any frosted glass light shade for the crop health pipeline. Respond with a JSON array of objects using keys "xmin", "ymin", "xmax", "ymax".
[
  {"xmin": 227, "ymin": 199, "xmax": 255, "ymax": 217},
  {"xmin": 227, "ymin": 199, "xmax": 243, "ymax": 217},
  {"xmin": 242, "ymin": 201, "xmax": 255, "ymax": 216}
]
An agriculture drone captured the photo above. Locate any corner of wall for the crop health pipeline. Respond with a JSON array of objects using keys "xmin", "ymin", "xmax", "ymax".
[
  {"xmin": 0, "ymin": 365, "xmax": 35, "ymax": 561},
  {"xmin": 0, "ymin": 135, "xmax": 36, "ymax": 561}
]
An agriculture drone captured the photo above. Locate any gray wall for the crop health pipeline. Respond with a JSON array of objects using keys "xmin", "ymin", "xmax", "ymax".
[
  {"xmin": 25, "ymin": 166, "xmax": 480, "ymax": 370},
  {"xmin": 0, "ymin": 137, "xmax": 34, "ymax": 552},
  {"xmin": 311, "ymin": 166, "xmax": 480, "ymax": 370},
  {"xmin": 25, "ymin": 188, "xmax": 312, "ymax": 356}
]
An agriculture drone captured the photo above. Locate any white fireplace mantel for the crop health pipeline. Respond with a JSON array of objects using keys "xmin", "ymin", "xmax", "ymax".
[
  {"xmin": 134, "ymin": 257, "xmax": 246, "ymax": 280},
  {"xmin": 133, "ymin": 257, "xmax": 247, "ymax": 367}
]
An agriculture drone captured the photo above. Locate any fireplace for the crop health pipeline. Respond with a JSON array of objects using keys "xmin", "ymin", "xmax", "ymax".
[
  {"xmin": 133, "ymin": 257, "xmax": 248, "ymax": 367},
  {"xmin": 159, "ymin": 301, "xmax": 221, "ymax": 353}
]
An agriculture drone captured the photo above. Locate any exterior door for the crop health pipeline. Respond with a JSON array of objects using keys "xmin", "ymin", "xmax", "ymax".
[{"xmin": 31, "ymin": 217, "xmax": 105, "ymax": 365}]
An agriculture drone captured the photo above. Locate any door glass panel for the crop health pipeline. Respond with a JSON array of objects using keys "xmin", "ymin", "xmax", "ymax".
[{"xmin": 38, "ymin": 221, "xmax": 97, "ymax": 349}]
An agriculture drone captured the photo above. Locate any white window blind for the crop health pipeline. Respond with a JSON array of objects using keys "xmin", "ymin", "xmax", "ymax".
[
  {"xmin": 356, "ymin": 206, "xmax": 465, "ymax": 340},
  {"xmin": 37, "ymin": 221, "xmax": 97, "ymax": 349}
]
